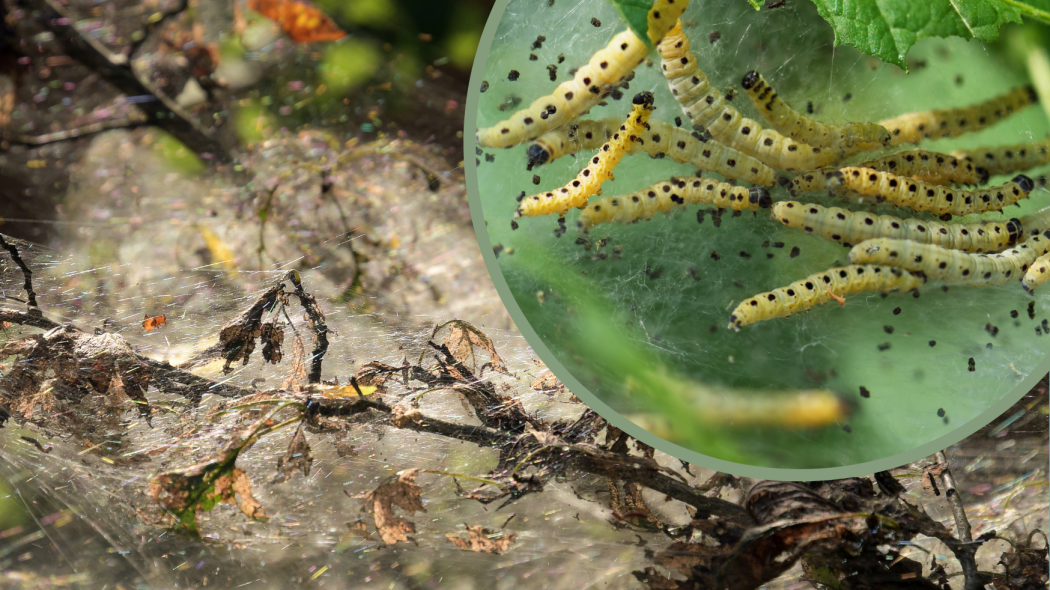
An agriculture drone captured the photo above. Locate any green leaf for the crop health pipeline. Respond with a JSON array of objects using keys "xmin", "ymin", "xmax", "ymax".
[
  {"xmin": 748, "ymin": 0, "xmax": 763, "ymax": 9},
  {"xmin": 1001, "ymin": 0, "xmax": 1050, "ymax": 24},
  {"xmin": 607, "ymin": 0, "xmax": 654, "ymax": 47},
  {"xmin": 808, "ymin": 0, "xmax": 1024, "ymax": 68}
]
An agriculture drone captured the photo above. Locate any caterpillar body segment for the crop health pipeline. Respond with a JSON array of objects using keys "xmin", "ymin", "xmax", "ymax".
[
  {"xmin": 740, "ymin": 70, "xmax": 889, "ymax": 155},
  {"xmin": 789, "ymin": 149, "xmax": 988, "ymax": 196},
  {"xmin": 879, "ymin": 86, "xmax": 1038, "ymax": 147},
  {"xmin": 1022, "ymin": 252, "xmax": 1050, "ymax": 293},
  {"xmin": 847, "ymin": 232, "xmax": 1050, "ymax": 286},
  {"xmin": 526, "ymin": 118, "xmax": 622, "ymax": 167},
  {"xmin": 515, "ymin": 93, "xmax": 655, "ymax": 219},
  {"xmin": 476, "ymin": 0, "xmax": 688, "ymax": 149},
  {"xmin": 772, "ymin": 201, "xmax": 1022, "ymax": 253},
  {"xmin": 1020, "ymin": 206, "xmax": 1050, "ymax": 239},
  {"xmin": 577, "ymin": 174, "xmax": 770, "ymax": 229},
  {"xmin": 657, "ymin": 21, "xmax": 842, "ymax": 171},
  {"xmin": 727, "ymin": 265, "xmax": 924, "ymax": 330},
  {"xmin": 527, "ymin": 118, "xmax": 777, "ymax": 186},
  {"xmin": 828, "ymin": 167, "xmax": 1034, "ymax": 217},
  {"xmin": 952, "ymin": 139, "xmax": 1050, "ymax": 177}
]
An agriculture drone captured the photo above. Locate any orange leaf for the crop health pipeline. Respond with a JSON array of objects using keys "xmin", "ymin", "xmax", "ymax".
[
  {"xmin": 143, "ymin": 314, "xmax": 167, "ymax": 333},
  {"xmin": 247, "ymin": 0, "xmax": 346, "ymax": 44}
]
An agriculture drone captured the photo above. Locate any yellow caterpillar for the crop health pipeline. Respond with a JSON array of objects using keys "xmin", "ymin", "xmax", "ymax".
[
  {"xmin": 1020, "ymin": 205, "xmax": 1050, "ymax": 239},
  {"xmin": 828, "ymin": 167, "xmax": 1033, "ymax": 217},
  {"xmin": 576, "ymin": 174, "xmax": 771, "ymax": 229},
  {"xmin": 740, "ymin": 70, "xmax": 889, "ymax": 155},
  {"xmin": 515, "ymin": 93, "xmax": 654, "ymax": 219},
  {"xmin": 880, "ymin": 86, "xmax": 1038, "ymax": 147},
  {"xmin": 789, "ymin": 149, "xmax": 987, "ymax": 196},
  {"xmin": 476, "ymin": 0, "xmax": 687, "ymax": 149},
  {"xmin": 526, "ymin": 118, "xmax": 777, "ymax": 186},
  {"xmin": 952, "ymin": 139, "xmax": 1050, "ymax": 177},
  {"xmin": 848, "ymin": 231, "xmax": 1050, "ymax": 286},
  {"xmin": 1022, "ymin": 252, "xmax": 1050, "ymax": 293},
  {"xmin": 657, "ymin": 20, "xmax": 842, "ymax": 171},
  {"xmin": 727, "ymin": 265, "xmax": 924, "ymax": 330},
  {"xmin": 772, "ymin": 201, "xmax": 1022, "ymax": 253}
]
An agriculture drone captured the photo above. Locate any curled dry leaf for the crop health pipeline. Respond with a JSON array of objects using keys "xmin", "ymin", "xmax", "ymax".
[
  {"xmin": 142, "ymin": 314, "xmax": 166, "ymax": 333},
  {"xmin": 281, "ymin": 335, "xmax": 307, "ymax": 391},
  {"xmin": 446, "ymin": 524, "xmax": 517, "ymax": 555},
  {"xmin": 531, "ymin": 370, "xmax": 564, "ymax": 392},
  {"xmin": 260, "ymin": 321, "xmax": 285, "ymax": 364},
  {"xmin": 352, "ymin": 361, "xmax": 400, "ymax": 392},
  {"xmin": 149, "ymin": 453, "xmax": 267, "ymax": 536},
  {"xmin": 363, "ymin": 469, "xmax": 427, "ymax": 545},
  {"xmin": 438, "ymin": 320, "xmax": 508, "ymax": 374},
  {"xmin": 392, "ymin": 405, "xmax": 423, "ymax": 428},
  {"xmin": 274, "ymin": 423, "xmax": 313, "ymax": 482}
]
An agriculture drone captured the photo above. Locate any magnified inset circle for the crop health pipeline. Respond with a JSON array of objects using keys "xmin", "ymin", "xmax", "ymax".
[{"xmin": 465, "ymin": 0, "xmax": 1050, "ymax": 477}]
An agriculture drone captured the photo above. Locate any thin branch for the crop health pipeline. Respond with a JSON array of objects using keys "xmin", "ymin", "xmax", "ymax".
[
  {"xmin": 934, "ymin": 450, "xmax": 986, "ymax": 590},
  {"xmin": 0, "ymin": 235, "xmax": 38, "ymax": 308},
  {"xmin": 286, "ymin": 271, "xmax": 329, "ymax": 384}
]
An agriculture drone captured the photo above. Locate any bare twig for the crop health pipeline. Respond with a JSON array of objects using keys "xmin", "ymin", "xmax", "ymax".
[
  {"xmin": 0, "ymin": 234, "xmax": 38, "ymax": 308},
  {"xmin": 933, "ymin": 451, "xmax": 986, "ymax": 590},
  {"xmin": 286, "ymin": 271, "xmax": 329, "ymax": 384}
]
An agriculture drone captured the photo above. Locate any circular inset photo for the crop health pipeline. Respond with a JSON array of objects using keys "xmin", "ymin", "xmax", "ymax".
[{"xmin": 466, "ymin": 0, "xmax": 1050, "ymax": 475}]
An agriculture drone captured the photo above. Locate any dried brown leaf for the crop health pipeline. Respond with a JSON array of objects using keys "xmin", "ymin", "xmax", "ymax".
[
  {"xmin": 260, "ymin": 322, "xmax": 285, "ymax": 364},
  {"xmin": 531, "ymin": 370, "xmax": 564, "ymax": 392},
  {"xmin": 363, "ymin": 469, "xmax": 427, "ymax": 545},
  {"xmin": 445, "ymin": 524, "xmax": 516, "ymax": 554},
  {"xmin": 281, "ymin": 335, "xmax": 307, "ymax": 391},
  {"xmin": 439, "ymin": 320, "xmax": 507, "ymax": 374},
  {"xmin": 274, "ymin": 423, "xmax": 313, "ymax": 482},
  {"xmin": 353, "ymin": 361, "xmax": 399, "ymax": 391}
]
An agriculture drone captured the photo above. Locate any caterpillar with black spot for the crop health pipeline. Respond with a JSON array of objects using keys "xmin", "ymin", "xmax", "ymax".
[
  {"xmin": 880, "ymin": 86, "xmax": 1038, "ymax": 147},
  {"xmin": 727, "ymin": 265, "xmax": 923, "ymax": 330},
  {"xmin": 828, "ymin": 167, "xmax": 1033, "ymax": 217},
  {"xmin": 476, "ymin": 0, "xmax": 688, "ymax": 149},
  {"xmin": 515, "ymin": 93, "xmax": 655, "ymax": 219},
  {"xmin": 772, "ymin": 201, "xmax": 1022, "ymax": 253},
  {"xmin": 577, "ymin": 174, "xmax": 771, "ymax": 229},
  {"xmin": 952, "ymin": 139, "xmax": 1050, "ymax": 177},
  {"xmin": 1020, "ymin": 206, "xmax": 1050, "ymax": 238},
  {"xmin": 527, "ymin": 118, "xmax": 777, "ymax": 186},
  {"xmin": 1022, "ymin": 252, "xmax": 1050, "ymax": 292},
  {"xmin": 789, "ymin": 149, "xmax": 988, "ymax": 196},
  {"xmin": 657, "ymin": 20, "xmax": 842, "ymax": 171},
  {"xmin": 740, "ymin": 70, "xmax": 889, "ymax": 155},
  {"xmin": 847, "ymin": 231, "xmax": 1050, "ymax": 286}
]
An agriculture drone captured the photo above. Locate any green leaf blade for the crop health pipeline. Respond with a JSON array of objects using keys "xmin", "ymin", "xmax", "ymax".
[
  {"xmin": 607, "ymin": 0, "xmax": 655, "ymax": 47},
  {"xmin": 809, "ymin": 0, "xmax": 1023, "ymax": 68}
]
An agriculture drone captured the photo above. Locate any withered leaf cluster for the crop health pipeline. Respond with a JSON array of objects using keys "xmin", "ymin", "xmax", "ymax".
[
  {"xmin": 446, "ymin": 524, "xmax": 517, "ymax": 554},
  {"xmin": 363, "ymin": 469, "xmax": 427, "ymax": 545}
]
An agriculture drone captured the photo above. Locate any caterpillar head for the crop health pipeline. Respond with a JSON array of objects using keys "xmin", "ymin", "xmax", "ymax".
[
  {"xmin": 1012, "ymin": 174, "xmax": 1035, "ymax": 192},
  {"xmin": 749, "ymin": 187, "xmax": 772, "ymax": 208},
  {"xmin": 740, "ymin": 71, "xmax": 761, "ymax": 90},
  {"xmin": 632, "ymin": 91, "xmax": 655, "ymax": 109},
  {"xmin": 526, "ymin": 144, "xmax": 551, "ymax": 169},
  {"xmin": 1006, "ymin": 218, "xmax": 1023, "ymax": 244}
]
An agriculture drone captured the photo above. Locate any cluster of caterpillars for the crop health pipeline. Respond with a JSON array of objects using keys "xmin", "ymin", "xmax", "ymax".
[{"xmin": 477, "ymin": 1, "xmax": 1050, "ymax": 333}]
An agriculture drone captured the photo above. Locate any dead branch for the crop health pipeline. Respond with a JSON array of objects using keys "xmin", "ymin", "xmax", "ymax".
[{"xmin": 0, "ymin": 234, "xmax": 38, "ymax": 308}]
